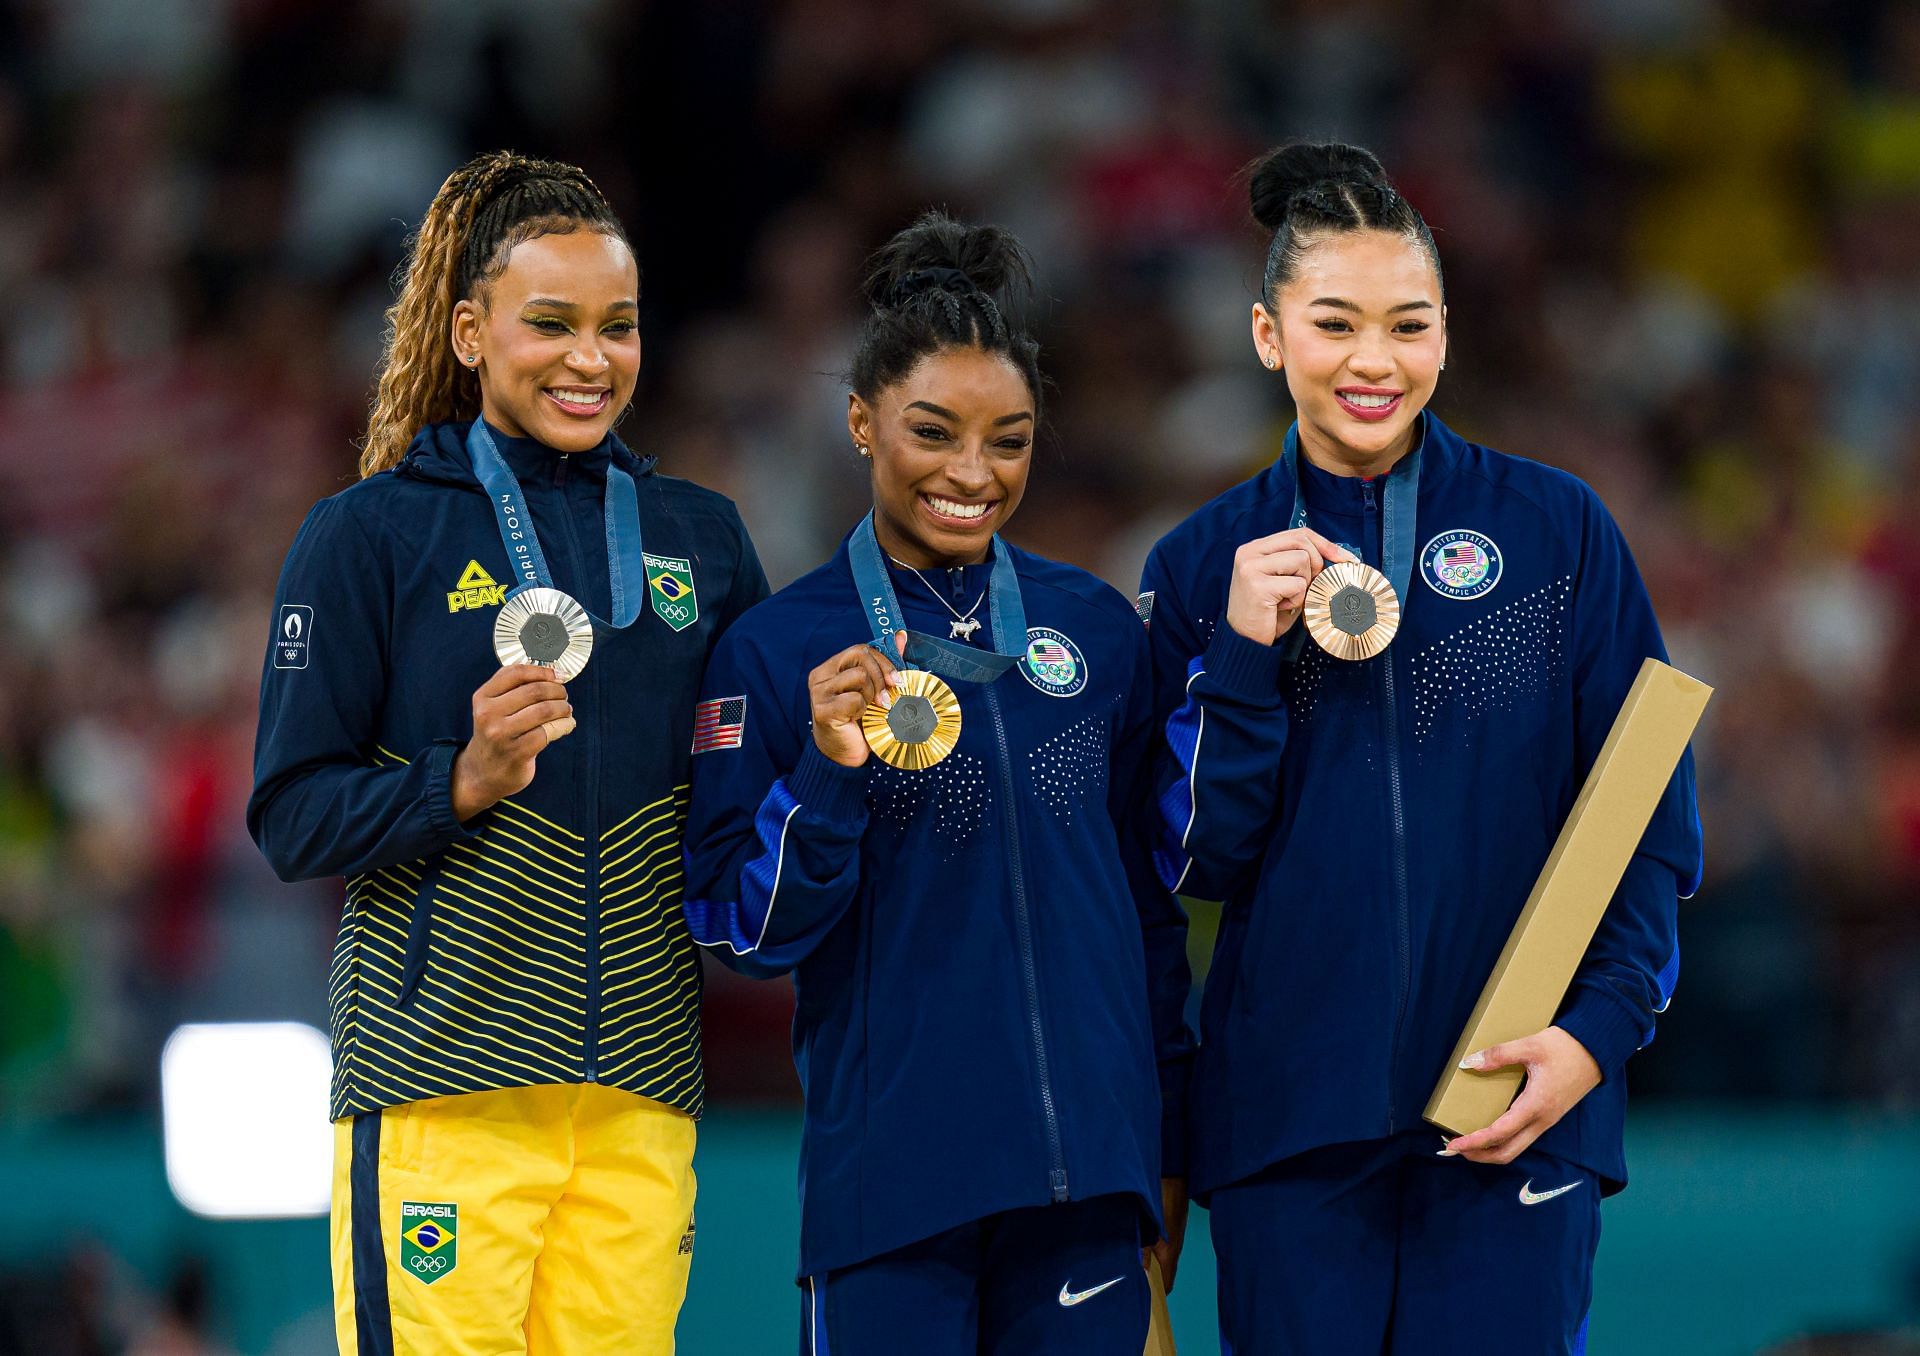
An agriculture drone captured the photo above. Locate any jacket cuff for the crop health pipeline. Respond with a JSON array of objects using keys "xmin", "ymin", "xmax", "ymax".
[
  {"xmin": 1202, "ymin": 619, "xmax": 1287, "ymax": 700},
  {"xmin": 1158, "ymin": 1053, "xmax": 1193, "ymax": 1180},
  {"xmin": 1555, "ymin": 983, "xmax": 1646, "ymax": 1084},
  {"xmin": 424, "ymin": 740, "xmax": 485, "ymax": 842},
  {"xmin": 787, "ymin": 743, "xmax": 872, "ymax": 824}
]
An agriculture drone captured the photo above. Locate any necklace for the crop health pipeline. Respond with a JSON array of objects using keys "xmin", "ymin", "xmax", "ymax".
[{"xmin": 888, "ymin": 554, "xmax": 988, "ymax": 641}]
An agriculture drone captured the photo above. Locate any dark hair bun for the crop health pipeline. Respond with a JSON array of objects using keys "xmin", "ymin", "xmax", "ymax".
[
  {"xmin": 860, "ymin": 210, "xmax": 1034, "ymax": 316},
  {"xmin": 1248, "ymin": 142, "xmax": 1390, "ymax": 231}
]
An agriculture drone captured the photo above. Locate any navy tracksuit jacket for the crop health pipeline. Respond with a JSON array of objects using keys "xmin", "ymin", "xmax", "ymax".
[
  {"xmin": 1143, "ymin": 414, "xmax": 1702, "ymax": 1201},
  {"xmin": 248, "ymin": 419, "xmax": 766, "ymax": 1121},
  {"xmin": 681, "ymin": 535, "xmax": 1196, "ymax": 1279}
]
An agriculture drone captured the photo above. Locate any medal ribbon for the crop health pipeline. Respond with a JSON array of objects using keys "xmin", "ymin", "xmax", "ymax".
[
  {"xmin": 849, "ymin": 513, "xmax": 1028, "ymax": 683},
  {"xmin": 466, "ymin": 420, "xmax": 646, "ymax": 629},
  {"xmin": 1280, "ymin": 415, "xmax": 1425, "ymax": 655}
]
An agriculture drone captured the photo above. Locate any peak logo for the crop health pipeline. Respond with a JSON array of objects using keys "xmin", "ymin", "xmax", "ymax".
[{"xmin": 447, "ymin": 560, "xmax": 508, "ymax": 613}]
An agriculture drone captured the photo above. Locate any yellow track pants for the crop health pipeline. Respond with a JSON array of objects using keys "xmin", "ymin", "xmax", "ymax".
[{"xmin": 331, "ymin": 1083, "xmax": 696, "ymax": 1355}]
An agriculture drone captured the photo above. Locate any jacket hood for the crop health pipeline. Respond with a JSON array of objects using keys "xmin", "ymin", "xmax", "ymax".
[{"xmin": 393, "ymin": 419, "xmax": 657, "ymax": 489}]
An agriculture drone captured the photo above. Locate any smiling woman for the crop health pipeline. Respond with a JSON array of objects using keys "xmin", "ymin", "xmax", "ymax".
[
  {"xmin": 247, "ymin": 150, "xmax": 769, "ymax": 1356},
  {"xmin": 681, "ymin": 213, "xmax": 1197, "ymax": 1355},
  {"xmin": 1139, "ymin": 142, "xmax": 1702, "ymax": 1354}
]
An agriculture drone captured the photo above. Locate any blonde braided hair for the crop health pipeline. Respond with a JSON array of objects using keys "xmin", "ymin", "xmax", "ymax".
[{"xmin": 359, "ymin": 150, "xmax": 629, "ymax": 478}]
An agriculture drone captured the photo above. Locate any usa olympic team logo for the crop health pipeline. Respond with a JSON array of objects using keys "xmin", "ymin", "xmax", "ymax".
[
  {"xmin": 1021, "ymin": 627, "xmax": 1087, "ymax": 698},
  {"xmin": 1420, "ymin": 530, "xmax": 1503, "ymax": 600}
]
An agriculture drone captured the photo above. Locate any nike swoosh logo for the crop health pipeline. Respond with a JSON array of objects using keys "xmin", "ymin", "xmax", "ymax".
[
  {"xmin": 1518, "ymin": 1179, "xmax": 1582, "ymax": 1206},
  {"xmin": 1058, "ymin": 1276, "xmax": 1126, "ymax": 1307}
]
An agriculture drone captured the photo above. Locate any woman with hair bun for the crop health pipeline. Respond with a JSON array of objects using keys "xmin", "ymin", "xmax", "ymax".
[
  {"xmin": 249, "ymin": 150, "xmax": 767, "ymax": 1354},
  {"xmin": 682, "ymin": 212, "xmax": 1195, "ymax": 1355},
  {"xmin": 1141, "ymin": 143, "xmax": 1702, "ymax": 1352}
]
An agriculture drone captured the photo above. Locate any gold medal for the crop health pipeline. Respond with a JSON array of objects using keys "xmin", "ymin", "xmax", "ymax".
[
  {"xmin": 1303, "ymin": 560, "xmax": 1400, "ymax": 661},
  {"xmin": 861, "ymin": 669, "xmax": 962, "ymax": 770},
  {"xmin": 494, "ymin": 587, "xmax": 595, "ymax": 681}
]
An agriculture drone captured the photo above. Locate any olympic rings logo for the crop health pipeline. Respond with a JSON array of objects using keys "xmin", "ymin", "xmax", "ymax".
[{"xmin": 409, "ymin": 1255, "xmax": 449, "ymax": 1274}]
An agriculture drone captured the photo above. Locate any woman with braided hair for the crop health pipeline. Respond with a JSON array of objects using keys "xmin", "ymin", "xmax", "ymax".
[
  {"xmin": 1141, "ymin": 141, "xmax": 1701, "ymax": 1353},
  {"xmin": 681, "ymin": 212, "xmax": 1195, "ymax": 1354},
  {"xmin": 249, "ymin": 150, "xmax": 767, "ymax": 1354}
]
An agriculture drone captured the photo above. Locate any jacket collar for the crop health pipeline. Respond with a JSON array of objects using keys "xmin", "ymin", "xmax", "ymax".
[
  {"xmin": 394, "ymin": 417, "xmax": 656, "ymax": 490},
  {"xmin": 1266, "ymin": 410, "xmax": 1463, "ymax": 510}
]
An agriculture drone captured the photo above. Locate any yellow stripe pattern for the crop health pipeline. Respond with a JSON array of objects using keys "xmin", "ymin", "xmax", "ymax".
[{"xmin": 328, "ymin": 750, "xmax": 703, "ymax": 1119}]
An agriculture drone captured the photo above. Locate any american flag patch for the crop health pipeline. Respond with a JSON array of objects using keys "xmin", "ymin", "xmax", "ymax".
[{"xmin": 691, "ymin": 696, "xmax": 747, "ymax": 754}]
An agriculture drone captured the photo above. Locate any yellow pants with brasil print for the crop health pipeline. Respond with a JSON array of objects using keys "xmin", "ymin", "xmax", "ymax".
[{"xmin": 331, "ymin": 1083, "xmax": 696, "ymax": 1355}]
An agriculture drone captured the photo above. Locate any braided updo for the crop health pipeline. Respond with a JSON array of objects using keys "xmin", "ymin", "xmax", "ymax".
[
  {"xmin": 849, "ymin": 211, "xmax": 1044, "ymax": 414},
  {"xmin": 1247, "ymin": 142, "xmax": 1442, "ymax": 305},
  {"xmin": 359, "ymin": 151, "xmax": 630, "ymax": 477}
]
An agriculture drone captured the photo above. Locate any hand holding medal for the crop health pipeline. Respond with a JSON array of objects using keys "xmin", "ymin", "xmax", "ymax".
[
  {"xmin": 450, "ymin": 665, "xmax": 576, "ymax": 822},
  {"xmin": 810, "ymin": 634, "xmax": 908, "ymax": 768},
  {"xmin": 1224, "ymin": 528, "xmax": 1353, "ymax": 646}
]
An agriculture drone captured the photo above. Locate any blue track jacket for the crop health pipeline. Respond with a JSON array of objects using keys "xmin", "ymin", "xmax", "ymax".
[
  {"xmin": 1143, "ymin": 414, "xmax": 1701, "ymax": 1199},
  {"xmin": 248, "ymin": 419, "xmax": 766, "ymax": 1120},
  {"xmin": 681, "ymin": 535, "xmax": 1196, "ymax": 1277}
]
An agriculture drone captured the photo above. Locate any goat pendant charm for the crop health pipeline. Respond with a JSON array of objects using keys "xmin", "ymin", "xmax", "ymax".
[{"xmin": 949, "ymin": 618, "xmax": 982, "ymax": 641}]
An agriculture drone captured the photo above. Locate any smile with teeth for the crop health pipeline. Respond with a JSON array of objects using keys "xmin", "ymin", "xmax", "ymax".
[
  {"xmin": 922, "ymin": 493, "xmax": 994, "ymax": 522},
  {"xmin": 547, "ymin": 388, "xmax": 608, "ymax": 408},
  {"xmin": 1339, "ymin": 391, "xmax": 1400, "ymax": 408}
]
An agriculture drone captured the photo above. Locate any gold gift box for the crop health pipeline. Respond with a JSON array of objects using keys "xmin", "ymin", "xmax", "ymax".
[{"xmin": 1425, "ymin": 657, "xmax": 1712, "ymax": 1136}]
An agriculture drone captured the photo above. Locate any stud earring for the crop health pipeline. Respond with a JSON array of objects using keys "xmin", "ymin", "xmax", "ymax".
[
  {"xmin": 1264, "ymin": 355, "xmax": 1277, "ymax": 369},
  {"xmin": 466, "ymin": 353, "xmax": 478, "ymax": 365},
  {"xmin": 856, "ymin": 443, "xmax": 870, "ymax": 459}
]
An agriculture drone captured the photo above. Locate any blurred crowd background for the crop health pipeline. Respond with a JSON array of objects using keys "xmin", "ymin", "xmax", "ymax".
[{"xmin": 2, "ymin": 0, "xmax": 1919, "ymax": 1351}]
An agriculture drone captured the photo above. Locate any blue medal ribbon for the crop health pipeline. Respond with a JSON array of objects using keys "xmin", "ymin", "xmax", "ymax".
[
  {"xmin": 466, "ymin": 420, "xmax": 646, "ymax": 629},
  {"xmin": 849, "ymin": 513, "xmax": 1028, "ymax": 683},
  {"xmin": 1280, "ymin": 415, "xmax": 1425, "ymax": 656}
]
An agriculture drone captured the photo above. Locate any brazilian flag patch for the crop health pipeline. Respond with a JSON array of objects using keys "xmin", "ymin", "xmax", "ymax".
[
  {"xmin": 644, "ymin": 552, "xmax": 699, "ymax": 632},
  {"xmin": 400, "ymin": 1201, "xmax": 457, "ymax": 1284}
]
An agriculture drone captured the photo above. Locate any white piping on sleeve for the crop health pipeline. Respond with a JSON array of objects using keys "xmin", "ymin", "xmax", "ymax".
[
  {"xmin": 692, "ymin": 800, "xmax": 800, "ymax": 956},
  {"xmin": 1169, "ymin": 665, "xmax": 1205, "ymax": 896},
  {"xmin": 752, "ymin": 802, "xmax": 800, "ymax": 953}
]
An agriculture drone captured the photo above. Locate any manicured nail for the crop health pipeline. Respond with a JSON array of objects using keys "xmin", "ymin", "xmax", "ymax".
[
  {"xmin": 1437, "ymin": 1143, "xmax": 1459, "ymax": 1157},
  {"xmin": 1460, "ymin": 1052, "xmax": 1487, "ymax": 1071}
]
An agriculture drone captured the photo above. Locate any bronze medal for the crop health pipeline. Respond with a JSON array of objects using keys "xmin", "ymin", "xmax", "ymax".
[{"xmin": 1303, "ymin": 560, "xmax": 1400, "ymax": 661}]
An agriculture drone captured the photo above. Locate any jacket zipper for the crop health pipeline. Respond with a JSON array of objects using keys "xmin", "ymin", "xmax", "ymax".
[
  {"xmin": 1364, "ymin": 477, "xmax": 1412, "ymax": 1127},
  {"xmin": 555, "ymin": 456, "xmax": 602, "ymax": 1082},
  {"xmin": 984, "ymin": 679, "xmax": 1069, "ymax": 1202}
]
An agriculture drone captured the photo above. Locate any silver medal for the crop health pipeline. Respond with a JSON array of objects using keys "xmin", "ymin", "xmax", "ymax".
[{"xmin": 494, "ymin": 586, "xmax": 594, "ymax": 681}]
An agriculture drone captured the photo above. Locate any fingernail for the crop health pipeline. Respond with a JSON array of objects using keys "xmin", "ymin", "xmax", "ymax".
[
  {"xmin": 1436, "ymin": 1145, "xmax": 1459, "ymax": 1157},
  {"xmin": 1460, "ymin": 1052, "xmax": 1487, "ymax": 1071}
]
